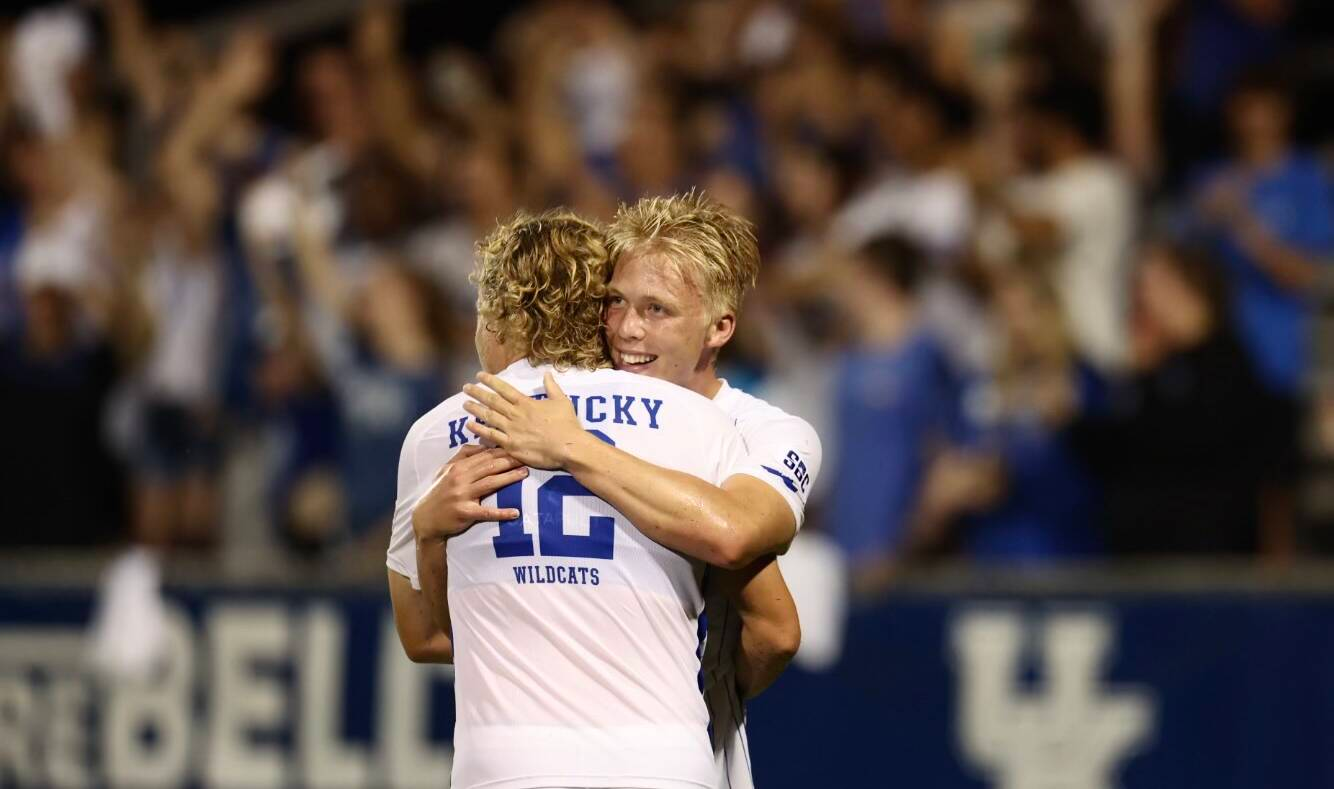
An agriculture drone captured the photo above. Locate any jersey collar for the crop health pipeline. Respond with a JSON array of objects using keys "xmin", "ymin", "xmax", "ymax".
[
  {"xmin": 712, "ymin": 377, "xmax": 740, "ymax": 408},
  {"xmin": 498, "ymin": 358, "xmax": 551, "ymax": 382}
]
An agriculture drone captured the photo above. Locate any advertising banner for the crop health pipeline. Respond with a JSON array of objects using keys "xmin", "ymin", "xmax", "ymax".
[{"xmin": 3, "ymin": 584, "xmax": 1332, "ymax": 788}]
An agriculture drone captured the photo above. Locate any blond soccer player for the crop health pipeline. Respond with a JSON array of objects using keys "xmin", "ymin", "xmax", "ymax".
[{"xmin": 458, "ymin": 194, "xmax": 822, "ymax": 789}]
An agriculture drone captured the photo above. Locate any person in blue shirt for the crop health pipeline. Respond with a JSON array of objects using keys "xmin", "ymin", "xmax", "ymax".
[
  {"xmin": 1191, "ymin": 67, "xmax": 1334, "ymax": 399},
  {"xmin": 285, "ymin": 253, "xmax": 452, "ymax": 553},
  {"xmin": 950, "ymin": 266, "xmax": 1102, "ymax": 564},
  {"xmin": 824, "ymin": 234, "xmax": 961, "ymax": 590}
]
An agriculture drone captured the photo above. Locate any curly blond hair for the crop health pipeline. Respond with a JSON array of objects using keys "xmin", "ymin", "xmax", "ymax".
[
  {"xmin": 606, "ymin": 191, "xmax": 759, "ymax": 319},
  {"xmin": 472, "ymin": 209, "xmax": 611, "ymax": 370}
]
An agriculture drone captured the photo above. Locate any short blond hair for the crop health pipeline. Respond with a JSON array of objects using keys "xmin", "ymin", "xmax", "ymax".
[
  {"xmin": 472, "ymin": 209, "xmax": 611, "ymax": 370},
  {"xmin": 606, "ymin": 191, "xmax": 759, "ymax": 318}
]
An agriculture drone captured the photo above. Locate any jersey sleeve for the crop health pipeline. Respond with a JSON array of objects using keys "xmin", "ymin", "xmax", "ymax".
[
  {"xmin": 386, "ymin": 419, "xmax": 430, "ymax": 589},
  {"xmin": 713, "ymin": 421, "xmax": 751, "ymax": 486},
  {"xmin": 731, "ymin": 413, "xmax": 823, "ymax": 532}
]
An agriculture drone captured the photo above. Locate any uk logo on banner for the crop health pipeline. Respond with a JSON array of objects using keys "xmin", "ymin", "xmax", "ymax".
[{"xmin": 950, "ymin": 608, "xmax": 1157, "ymax": 789}]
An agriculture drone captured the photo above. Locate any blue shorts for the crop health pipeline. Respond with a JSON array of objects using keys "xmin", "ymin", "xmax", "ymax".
[{"xmin": 132, "ymin": 401, "xmax": 219, "ymax": 481}]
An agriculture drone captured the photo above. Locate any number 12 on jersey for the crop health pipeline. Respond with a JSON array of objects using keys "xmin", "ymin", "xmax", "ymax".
[{"xmin": 491, "ymin": 430, "xmax": 617, "ymax": 560}]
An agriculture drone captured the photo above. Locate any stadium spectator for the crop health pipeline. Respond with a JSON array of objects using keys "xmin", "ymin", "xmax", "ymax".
[
  {"xmin": 0, "ymin": 110, "xmax": 142, "ymax": 547},
  {"xmin": 123, "ymin": 27, "xmax": 274, "ymax": 551},
  {"xmin": 823, "ymin": 235, "xmax": 960, "ymax": 589},
  {"xmin": 1070, "ymin": 241, "xmax": 1287, "ymax": 555},
  {"xmin": 999, "ymin": 79, "xmax": 1136, "ymax": 375},
  {"xmin": 835, "ymin": 53, "xmax": 974, "ymax": 257},
  {"xmin": 1161, "ymin": 0, "xmax": 1294, "ymax": 181},
  {"xmin": 289, "ymin": 196, "xmax": 452, "ymax": 552},
  {"xmin": 1190, "ymin": 68, "xmax": 1334, "ymax": 400},
  {"xmin": 946, "ymin": 266, "xmax": 1102, "ymax": 563}
]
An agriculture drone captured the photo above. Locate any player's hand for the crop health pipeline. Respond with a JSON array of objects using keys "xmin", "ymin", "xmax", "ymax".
[
  {"xmin": 412, "ymin": 445, "xmax": 526, "ymax": 543},
  {"xmin": 462, "ymin": 371, "xmax": 586, "ymax": 470}
]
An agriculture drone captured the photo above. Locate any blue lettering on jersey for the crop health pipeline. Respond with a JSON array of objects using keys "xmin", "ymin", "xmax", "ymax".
[
  {"xmin": 539, "ymin": 476, "xmax": 615, "ymax": 559},
  {"xmin": 492, "ymin": 481, "xmax": 534, "ymax": 557},
  {"xmin": 612, "ymin": 395, "xmax": 637, "ymax": 425},
  {"xmin": 782, "ymin": 450, "xmax": 811, "ymax": 492},
  {"xmin": 508, "ymin": 388, "xmax": 660, "ymax": 428},
  {"xmin": 585, "ymin": 395, "xmax": 608, "ymax": 423},
  {"xmin": 761, "ymin": 465, "xmax": 799, "ymax": 493},
  {"xmin": 448, "ymin": 417, "xmax": 470, "ymax": 448},
  {"xmin": 511, "ymin": 564, "xmax": 600, "ymax": 585},
  {"xmin": 492, "ymin": 431, "xmax": 618, "ymax": 559},
  {"xmin": 640, "ymin": 397, "xmax": 663, "ymax": 429}
]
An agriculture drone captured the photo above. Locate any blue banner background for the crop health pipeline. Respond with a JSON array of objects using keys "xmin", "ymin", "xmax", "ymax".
[{"xmin": 3, "ymin": 584, "xmax": 1333, "ymax": 788}]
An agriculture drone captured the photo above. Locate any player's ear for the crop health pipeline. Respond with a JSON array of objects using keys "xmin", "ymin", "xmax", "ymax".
[{"xmin": 705, "ymin": 312, "xmax": 735, "ymax": 351}]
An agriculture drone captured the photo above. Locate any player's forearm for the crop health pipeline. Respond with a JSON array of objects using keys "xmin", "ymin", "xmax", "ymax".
[
  {"xmin": 735, "ymin": 619, "xmax": 799, "ymax": 699},
  {"xmin": 561, "ymin": 433, "xmax": 772, "ymax": 569},
  {"xmin": 415, "ymin": 536, "xmax": 453, "ymax": 641},
  {"xmin": 720, "ymin": 558, "xmax": 801, "ymax": 699},
  {"xmin": 406, "ymin": 629, "xmax": 453, "ymax": 664},
  {"xmin": 388, "ymin": 569, "xmax": 452, "ymax": 664}
]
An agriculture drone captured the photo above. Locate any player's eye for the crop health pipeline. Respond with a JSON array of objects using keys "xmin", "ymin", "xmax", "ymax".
[
  {"xmin": 649, "ymin": 303, "xmax": 665, "ymax": 314},
  {"xmin": 607, "ymin": 295, "xmax": 625, "ymax": 306}
]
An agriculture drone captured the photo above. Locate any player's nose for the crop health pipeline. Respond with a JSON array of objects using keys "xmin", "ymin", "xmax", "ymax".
[{"xmin": 612, "ymin": 309, "xmax": 645, "ymax": 341}]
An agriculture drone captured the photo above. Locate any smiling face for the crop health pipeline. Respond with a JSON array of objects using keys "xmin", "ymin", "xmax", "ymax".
[{"xmin": 604, "ymin": 248, "xmax": 733, "ymax": 396}]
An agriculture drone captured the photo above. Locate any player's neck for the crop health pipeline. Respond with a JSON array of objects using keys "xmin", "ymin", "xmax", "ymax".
[
  {"xmin": 484, "ymin": 348, "xmax": 528, "ymax": 375},
  {"xmin": 686, "ymin": 365, "xmax": 724, "ymax": 399}
]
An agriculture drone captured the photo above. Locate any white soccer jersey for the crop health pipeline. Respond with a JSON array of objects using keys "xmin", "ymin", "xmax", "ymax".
[
  {"xmin": 700, "ymin": 380, "xmax": 822, "ymax": 789},
  {"xmin": 387, "ymin": 359, "xmax": 750, "ymax": 789}
]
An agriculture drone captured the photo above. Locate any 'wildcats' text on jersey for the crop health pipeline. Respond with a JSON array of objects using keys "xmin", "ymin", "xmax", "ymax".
[{"xmin": 387, "ymin": 359, "xmax": 749, "ymax": 789}]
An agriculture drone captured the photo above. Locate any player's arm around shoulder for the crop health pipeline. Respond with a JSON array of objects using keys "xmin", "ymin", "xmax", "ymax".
[{"xmin": 463, "ymin": 371, "xmax": 797, "ymax": 569}]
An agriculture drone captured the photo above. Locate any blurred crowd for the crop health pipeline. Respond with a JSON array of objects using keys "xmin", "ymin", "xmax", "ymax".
[{"xmin": 3, "ymin": 0, "xmax": 1334, "ymax": 589}]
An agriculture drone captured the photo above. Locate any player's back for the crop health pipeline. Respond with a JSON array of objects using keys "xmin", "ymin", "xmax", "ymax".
[{"xmin": 405, "ymin": 359, "xmax": 748, "ymax": 789}]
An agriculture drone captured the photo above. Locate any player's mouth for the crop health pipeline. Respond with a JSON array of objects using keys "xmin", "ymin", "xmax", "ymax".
[{"xmin": 616, "ymin": 350, "xmax": 658, "ymax": 372}]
